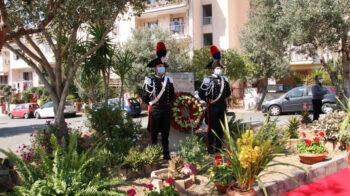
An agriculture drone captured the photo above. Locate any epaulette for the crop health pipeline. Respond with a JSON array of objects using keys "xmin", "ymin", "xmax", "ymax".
[{"xmin": 144, "ymin": 76, "xmax": 153, "ymax": 85}]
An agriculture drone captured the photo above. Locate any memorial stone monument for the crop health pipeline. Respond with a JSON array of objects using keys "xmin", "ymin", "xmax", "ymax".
[{"xmin": 166, "ymin": 72, "xmax": 196, "ymax": 151}]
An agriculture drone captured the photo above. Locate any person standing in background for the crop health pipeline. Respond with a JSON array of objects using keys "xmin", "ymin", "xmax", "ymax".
[{"xmin": 311, "ymin": 75, "xmax": 327, "ymax": 121}]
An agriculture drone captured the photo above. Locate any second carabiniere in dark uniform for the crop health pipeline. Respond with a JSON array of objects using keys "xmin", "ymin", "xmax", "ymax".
[
  {"xmin": 199, "ymin": 45, "xmax": 231, "ymax": 154},
  {"xmin": 142, "ymin": 42, "xmax": 175, "ymax": 160}
]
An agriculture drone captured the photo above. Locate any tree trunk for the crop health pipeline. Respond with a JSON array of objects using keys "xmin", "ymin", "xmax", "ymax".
[
  {"xmin": 256, "ymin": 77, "xmax": 268, "ymax": 111},
  {"xmin": 119, "ymin": 77, "xmax": 124, "ymax": 109},
  {"xmin": 102, "ymin": 69, "xmax": 108, "ymax": 104}
]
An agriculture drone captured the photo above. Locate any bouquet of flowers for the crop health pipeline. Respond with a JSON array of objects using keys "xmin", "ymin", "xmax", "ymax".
[{"xmin": 171, "ymin": 92, "xmax": 204, "ymax": 132}]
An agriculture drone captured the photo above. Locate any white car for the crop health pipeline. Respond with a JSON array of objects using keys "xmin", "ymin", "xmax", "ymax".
[{"xmin": 34, "ymin": 101, "xmax": 76, "ymax": 119}]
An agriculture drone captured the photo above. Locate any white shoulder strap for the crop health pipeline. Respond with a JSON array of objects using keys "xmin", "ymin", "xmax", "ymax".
[
  {"xmin": 149, "ymin": 76, "xmax": 169, "ymax": 105},
  {"xmin": 210, "ymin": 76, "xmax": 225, "ymax": 104}
]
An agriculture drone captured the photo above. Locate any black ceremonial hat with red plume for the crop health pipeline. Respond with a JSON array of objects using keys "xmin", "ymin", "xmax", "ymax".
[
  {"xmin": 206, "ymin": 45, "xmax": 223, "ymax": 69},
  {"xmin": 147, "ymin": 42, "xmax": 168, "ymax": 68}
]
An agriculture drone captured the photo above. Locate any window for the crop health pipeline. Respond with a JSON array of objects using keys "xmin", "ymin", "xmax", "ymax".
[
  {"xmin": 4, "ymin": 59, "xmax": 10, "ymax": 64},
  {"xmin": 170, "ymin": 17, "xmax": 184, "ymax": 34},
  {"xmin": 144, "ymin": 21, "xmax": 158, "ymax": 29},
  {"xmin": 203, "ymin": 33, "xmax": 213, "ymax": 47},
  {"xmin": 202, "ymin": 4, "xmax": 212, "ymax": 25},
  {"xmin": 0, "ymin": 76, "xmax": 8, "ymax": 84},
  {"xmin": 287, "ymin": 87, "xmax": 304, "ymax": 98},
  {"xmin": 23, "ymin": 72, "xmax": 33, "ymax": 80}
]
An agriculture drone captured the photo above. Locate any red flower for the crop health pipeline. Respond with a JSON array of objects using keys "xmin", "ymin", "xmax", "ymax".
[
  {"xmin": 225, "ymin": 161, "xmax": 231, "ymax": 165},
  {"xmin": 126, "ymin": 189, "xmax": 136, "ymax": 195},
  {"xmin": 319, "ymin": 132, "xmax": 325, "ymax": 137},
  {"xmin": 177, "ymin": 112, "xmax": 182, "ymax": 116},
  {"xmin": 215, "ymin": 154, "xmax": 222, "ymax": 160},
  {"xmin": 146, "ymin": 184, "xmax": 154, "ymax": 190},
  {"xmin": 305, "ymin": 139, "xmax": 312, "ymax": 146},
  {"xmin": 313, "ymin": 137, "xmax": 320, "ymax": 142},
  {"xmin": 165, "ymin": 178, "xmax": 175, "ymax": 184},
  {"xmin": 314, "ymin": 130, "xmax": 318, "ymax": 134},
  {"xmin": 301, "ymin": 132, "xmax": 306, "ymax": 138},
  {"xmin": 225, "ymin": 151, "xmax": 232, "ymax": 155},
  {"xmin": 214, "ymin": 160, "xmax": 222, "ymax": 166}
]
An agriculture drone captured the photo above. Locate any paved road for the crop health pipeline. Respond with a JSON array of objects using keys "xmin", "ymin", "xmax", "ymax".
[{"xmin": 0, "ymin": 110, "xmax": 297, "ymax": 156}]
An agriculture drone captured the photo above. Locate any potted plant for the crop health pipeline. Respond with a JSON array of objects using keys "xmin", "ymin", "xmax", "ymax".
[
  {"xmin": 176, "ymin": 135, "xmax": 208, "ymax": 174},
  {"xmin": 297, "ymin": 131, "xmax": 328, "ymax": 164},
  {"xmin": 150, "ymin": 155, "xmax": 195, "ymax": 192},
  {"xmin": 217, "ymin": 116, "xmax": 305, "ymax": 196},
  {"xmin": 207, "ymin": 153, "xmax": 235, "ymax": 194}
]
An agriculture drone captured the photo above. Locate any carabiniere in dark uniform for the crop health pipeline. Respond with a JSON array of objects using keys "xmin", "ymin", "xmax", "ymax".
[
  {"xmin": 142, "ymin": 42, "xmax": 175, "ymax": 160},
  {"xmin": 199, "ymin": 45, "xmax": 231, "ymax": 154}
]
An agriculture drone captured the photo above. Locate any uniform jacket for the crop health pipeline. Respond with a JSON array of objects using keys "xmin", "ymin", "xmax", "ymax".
[
  {"xmin": 198, "ymin": 74, "xmax": 231, "ymax": 105},
  {"xmin": 142, "ymin": 75, "xmax": 175, "ymax": 105}
]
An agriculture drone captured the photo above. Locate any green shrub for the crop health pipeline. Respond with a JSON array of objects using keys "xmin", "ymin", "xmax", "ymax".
[
  {"xmin": 39, "ymin": 95, "xmax": 51, "ymax": 106},
  {"xmin": 301, "ymin": 111, "xmax": 312, "ymax": 124},
  {"xmin": 22, "ymin": 90, "xmax": 31, "ymax": 103},
  {"xmin": 66, "ymin": 94, "xmax": 76, "ymax": 101},
  {"xmin": 287, "ymin": 117, "xmax": 300, "ymax": 139},
  {"xmin": 30, "ymin": 87, "xmax": 37, "ymax": 94},
  {"xmin": 142, "ymin": 145, "xmax": 162, "ymax": 165},
  {"xmin": 313, "ymin": 111, "xmax": 348, "ymax": 141},
  {"xmin": 175, "ymin": 136, "xmax": 208, "ymax": 167},
  {"xmin": 88, "ymin": 103, "xmax": 141, "ymax": 164},
  {"xmin": 1, "ymin": 132, "xmax": 125, "ymax": 195},
  {"xmin": 3, "ymin": 85, "xmax": 11, "ymax": 92},
  {"xmin": 10, "ymin": 97, "xmax": 22, "ymax": 104},
  {"xmin": 35, "ymin": 87, "xmax": 43, "ymax": 97},
  {"xmin": 0, "ymin": 84, "xmax": 5, "ymax": 90}
]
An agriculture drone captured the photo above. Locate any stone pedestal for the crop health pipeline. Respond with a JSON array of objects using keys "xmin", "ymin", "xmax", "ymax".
[{"xmin": 169, "ymin": 126, "xmax": 193, "ymax": 152}]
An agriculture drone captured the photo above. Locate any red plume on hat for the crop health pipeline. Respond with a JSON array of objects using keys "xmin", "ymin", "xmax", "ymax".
[
  {"xmin": 210, "ymin": 45, "xmax": 221, "ymax": 60},
  {"xmin": 156, "ymin": 42, "xmax": 167, "ymax": 57}
]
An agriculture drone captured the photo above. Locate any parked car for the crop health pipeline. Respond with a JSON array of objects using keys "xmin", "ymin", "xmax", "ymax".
[
  {"xmin": 34, "ymin": 101, "xmax": 76, "ymax": 119},
  {"xmin": 262, "ymin": 85, "xmax": 336, "ymax": 116},
  {"xmin": 108, "ymin": 98, "xmax": 141, "ymax": 116},
  {"xmin": 8, "ymin": 103, "xmax": 40, "ymax": 119}
]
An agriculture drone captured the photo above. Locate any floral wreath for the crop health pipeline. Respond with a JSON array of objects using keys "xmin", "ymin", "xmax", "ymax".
[{"xmin": 171, "ymin": 92, "xmax": 204, "ymax": 132}]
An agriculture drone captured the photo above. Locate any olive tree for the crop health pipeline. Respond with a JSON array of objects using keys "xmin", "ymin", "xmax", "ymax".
[{"xmin": 3, "ymin": 0, "xmax": 146, "ymax": 123}]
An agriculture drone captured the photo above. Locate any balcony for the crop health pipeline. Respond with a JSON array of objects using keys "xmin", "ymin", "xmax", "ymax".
[
  {"xmin": 139, "ymin": 0, "xmax": 189, "ymax": 18},
  {"xmin": 170, "ymin": 22, "xmax": 185, "ymax": 34},
  {"xmin": 203, "ymin": 16, "xmax": 212, "ymax": 25}
]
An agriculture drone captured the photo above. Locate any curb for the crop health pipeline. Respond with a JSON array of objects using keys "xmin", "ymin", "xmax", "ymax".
[{"xmin": 254, "ymin": 153, "xmax": 347, "ymax": 196}]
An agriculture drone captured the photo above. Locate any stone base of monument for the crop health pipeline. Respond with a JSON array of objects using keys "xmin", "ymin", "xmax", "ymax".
[{"xmin": 169, "ymin": 126, "xmax": 193, "ymax": 152}]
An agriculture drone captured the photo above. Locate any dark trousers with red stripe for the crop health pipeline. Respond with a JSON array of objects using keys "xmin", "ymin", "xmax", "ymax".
[
  {"xmin": 207, "ymin": 102, "xmax": 226, "ymax": 153},
  {"xmin": 148, "ymin": 104, "xmax": 170, "ymax": 157}
]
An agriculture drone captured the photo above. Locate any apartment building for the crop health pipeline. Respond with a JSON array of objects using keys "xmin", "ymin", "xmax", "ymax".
[
  {"xmin": 0, "ymin": 40, "xmax": 54, "ymax": 93},
  {"xmin": 114, "ymin": 0, "xmax": 250, "ymax": 51}
]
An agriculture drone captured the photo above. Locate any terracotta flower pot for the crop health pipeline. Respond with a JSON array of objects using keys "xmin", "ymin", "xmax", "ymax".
[
  {"xmin": 298, "ymin": 152, "xmax": 328, "ymax": 164},
  {"xmin": 214, "ymin": 182, "xmax": 234, "ymax": 194},
  {"xmin": 226, "ymin": 185, "xmax": 256, "ymax": 196},
  {"xmin": 346, "ymin": 143, "xmax": 350, "ymax": 152}
]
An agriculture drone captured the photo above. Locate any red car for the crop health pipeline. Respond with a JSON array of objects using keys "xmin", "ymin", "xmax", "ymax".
[{"xmin": 9, "ymin": 103, "xmax": 40, "ymax": 119}]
